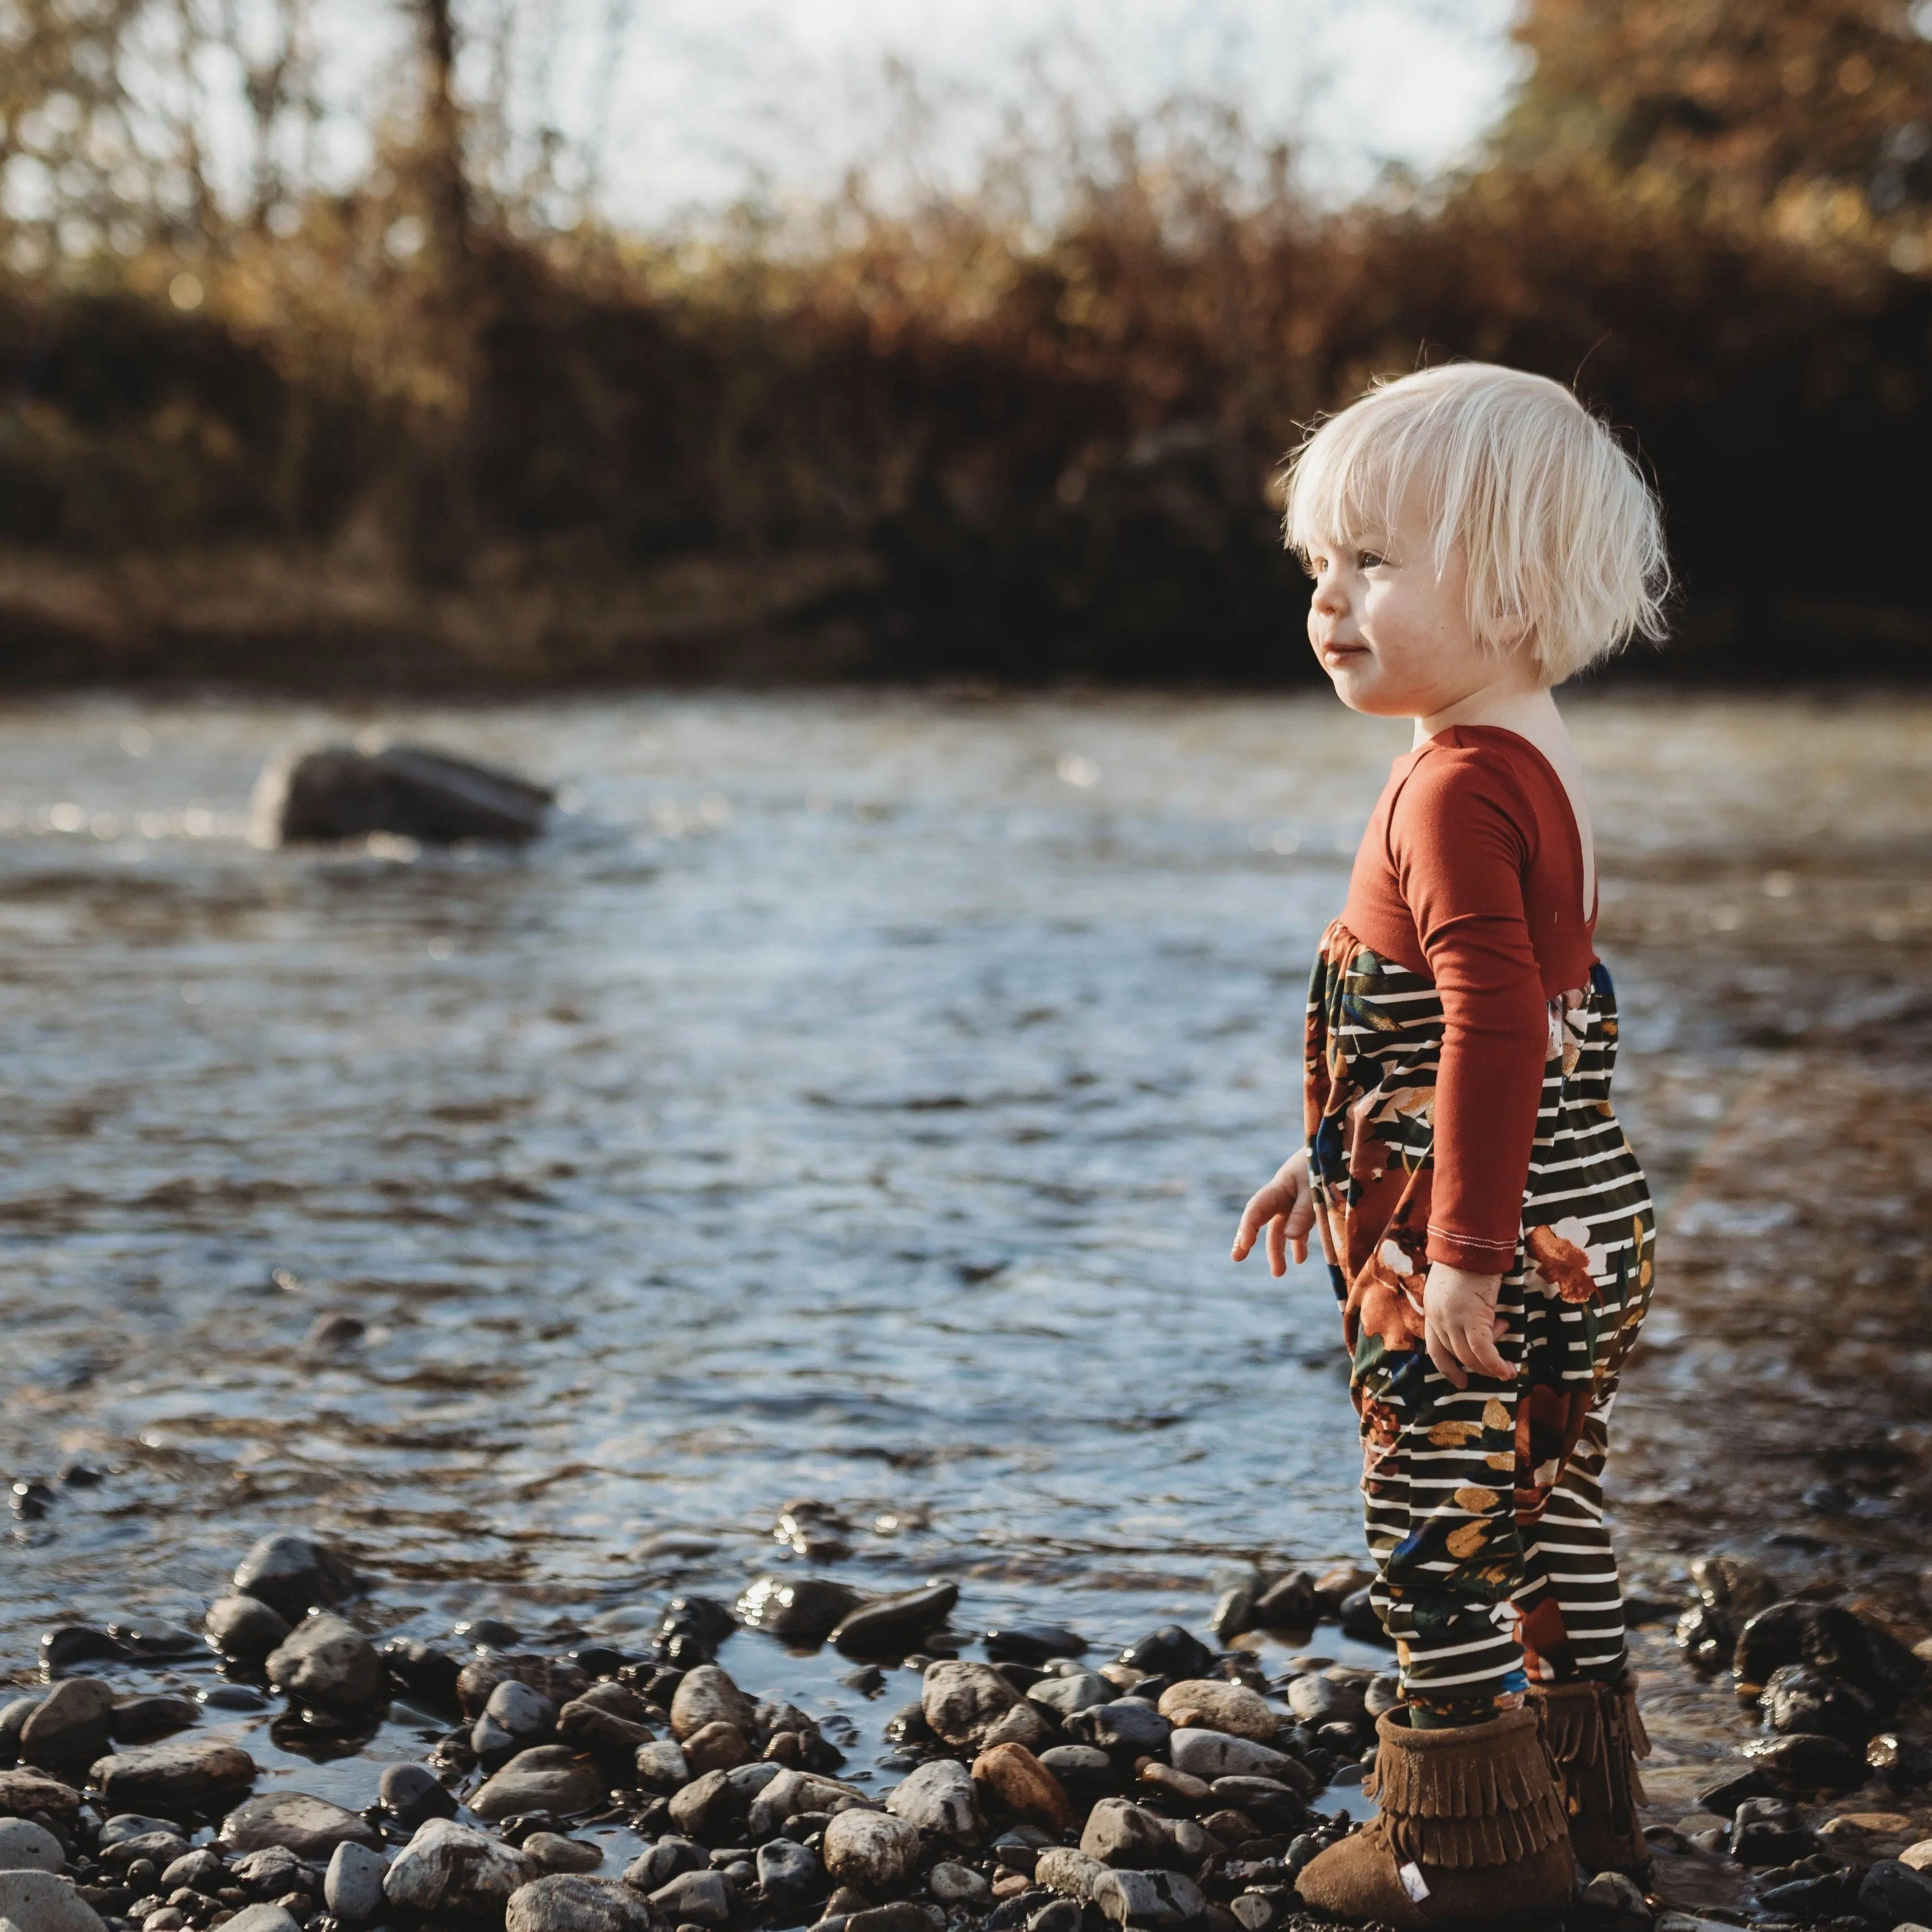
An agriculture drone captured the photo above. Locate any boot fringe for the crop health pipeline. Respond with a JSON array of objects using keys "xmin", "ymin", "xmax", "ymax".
[
  {"xmin": 1530, "ymin": 1677, "xmax": 1650, "ymax": 1870},
  {"xmin": 1371, "ymin": 1708, "xmax": 1570, "ymax": 1873}
]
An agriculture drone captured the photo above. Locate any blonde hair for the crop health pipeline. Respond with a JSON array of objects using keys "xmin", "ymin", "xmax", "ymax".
[{"xmin": 1283, "ymin": 362, "xmax": 1669, "ymax": 683}]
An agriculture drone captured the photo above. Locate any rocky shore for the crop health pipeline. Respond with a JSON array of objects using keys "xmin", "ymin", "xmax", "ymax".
[{"xmin": 1, "ymin": 1533, "xmax": 1929, "ymax": 1932}]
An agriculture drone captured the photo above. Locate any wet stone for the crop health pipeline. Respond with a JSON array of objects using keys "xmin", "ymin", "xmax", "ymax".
[
  {"xmin": 736, "ymin": 1576, "xmax": 865, "ymax": 1644},
  {"xmin": 108, "ymin": 1697, "xmax": 198, "ymax": 1745},
  {"xmin": 681, "ymin": 1720, "xmax": 752, "ymax": 1775},
  {"xmin": 974, "ymin": 1743, "xmax": 1074, "ymax": 1832},
  {"xmin": 378, "ymin": 1761, "xmax": 456, "ymax": 1828},
  {"xmin": 985, "ymin": 1627, "xmax": 1089, "ymax": 1666},
  {"xmin": 205, "ymin": 1597, "xmax": 292, "ymax": 1664},
  {"xmin": 1117, "ymin": 1628, "xmax": 1216, "ymax": 1684},
  {"xmin": 19, "ymin": 1678, "xmax": 114, "ymax": 1772},
  {"xmin": 831, "ymin": 1584, "xmax": 962, "ymax": 1656},
  {"xmin": 90, "ymin": 1739, "xmax": 255, "ymax": 1812},
  {"xmin": 1737, "ymin": 1730, "xmax": 1865, "ymax": 1793},
  {"xmin": 382, "ymin": 1637, "xmax": 460, "ymax": 1706},
  {"xmin": 1762, "ymin": 1664, "xmax": 1879, "ymax": 1745},
  {"xmin": 982, "ymin": 1701, "xmax": 1057, "ymax": 1752},
  {"xmin": 1735, "ymin": 1600, "xmax": 1924, "ymax": 1710},
  {"xmin": 929, "ymin": 1861, "xmax": 991, "ymax": 1904},
  {"xmin": 221, "ymin": 1791, "xmax": 382, "ymax": 1860},
  {"xmin": 232, "ymin": 1534, "xmax": 357, "ymax": 1623},
  {"xmin": 39, "ymin": 1627, "xmax": 129, "ymax": 1677},
  {"xmin": 265, "ymin": 1613, "xmax": 386, "ymax": 1711},
  {"xmin": 471, "ymin": 1746, "xmax": 605, "ymax": 1822},
  {"xmin": 1861, "ymin": 1859, "xmax": 1932, "ymax": 1924},
  {"xmin": 1091, "ymin": 1868, "xmax": 1206, "ymax": 1929},
  {"xmin": 1168, "ymin": 1731, "xmax": 1295, "ymax": 1785},
  {"xmin": 635, "ymin": 1739, "xmax": 690, "ymax": 1795},
  {"xmin": 161, "ymin": 1848, "xmax": 224, "ymax": 1893}
]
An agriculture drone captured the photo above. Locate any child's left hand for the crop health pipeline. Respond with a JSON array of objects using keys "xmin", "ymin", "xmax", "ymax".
[{"xmin": 1423, "ymin": 1264, "xmax": 1511, "ymax": 1388}]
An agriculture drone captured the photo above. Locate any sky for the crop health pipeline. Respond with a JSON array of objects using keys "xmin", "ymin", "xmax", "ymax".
[{"xmin": 277, "ymin": 0, "xmax": 1525, "ymax": 229}]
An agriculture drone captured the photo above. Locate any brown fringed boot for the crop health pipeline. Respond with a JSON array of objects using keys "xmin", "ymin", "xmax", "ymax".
[
  {"xmin": 1294, "ymin": 1705, "xmax": 1576, "ymax": 1929},
  {"xmin": 1531, "ymin": 1677, "xmax": 1652, "ymax": 1877}
]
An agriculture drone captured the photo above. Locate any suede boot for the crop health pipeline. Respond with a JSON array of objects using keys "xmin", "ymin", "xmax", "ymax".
[
  {"xmin": 1295, "ymin": 1705, "xmax": 1576, "ymax": 1929},
  {"xmin": 1531, "ymin": 1676, "xmax": 1652, "ymax": 1877}
]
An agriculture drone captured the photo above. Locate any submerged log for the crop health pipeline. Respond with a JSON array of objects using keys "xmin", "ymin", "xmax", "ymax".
[{"xmin": 254, "ymin": 743, "xmax": 553, "ymax": 846}]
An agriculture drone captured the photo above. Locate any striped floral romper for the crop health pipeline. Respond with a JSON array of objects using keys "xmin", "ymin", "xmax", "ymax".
[{"xmin": 1305, "ymin": 727, "xmax": 1655, "ymax": 1726}]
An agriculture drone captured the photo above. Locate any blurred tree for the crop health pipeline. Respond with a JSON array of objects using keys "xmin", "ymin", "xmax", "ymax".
[{"xmin": 1507, "ymin": 0, "xmax": 1932, "ymax": 260}]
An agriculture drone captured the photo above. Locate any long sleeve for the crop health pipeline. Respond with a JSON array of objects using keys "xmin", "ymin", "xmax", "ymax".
[{"xmin": 1385, "ymin": 752, "xmax": 1549, "ymax": 1272}]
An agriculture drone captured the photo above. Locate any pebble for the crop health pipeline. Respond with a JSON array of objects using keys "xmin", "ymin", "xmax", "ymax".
[
  {"xmin": 98, "ymin": 1829, "xmax": 187, "ymax": 1869},
  {"xmin": 1027, "ymin": 1674, "xmax": 1115, "ymax": 1718},
  {"xmin": 923, "ymin": 1662, "xmax": 1021, "ymax": 1747},
  {"xmin": 1863, "ymin": 1861, "xmax": 1932, "ymax": 1924},
  {"xmin": 265, "ymin": 1612, "xmax": 387, "ymax": 1710},
  {"xmin": 651, "ymin": 1869, "xmax": 731, "ymax": 1923},
  {"xmin": 523, "ymin": 1832, "xmax": 605, "ymax": 1874},
  {"xmin": 823, "ymin": 1811, "xmax": 923, "ymax": 1894},
  {"xmin": 1735, "ymin": 1730, "xmax": 1864, "ymax": 1792},
  {"xmin": 107, "ymin": 1696, "xmax": 199, "ymax": 1745},
  {"xmin": 231, "ymin": 1533, "xmax": 358, "ymax": 1622},
  {"xmin": 1155, "ymin": 1682, "xmax": 1277, "ymax": 1742},
  {"xmin": 669, "ymin": 1666, "xmax": 758, "ymax": 1742},
  {"xmin": 1284, "ymin": 1674, "xmax": 1363, "ymax": 1728},
  {"xmin": 1065, "ymin": 1698, "xmax": 1171, "ymax": 1756},
  {"xmin": 204, "ymin": 1596, "xmax": 292, "ymax": 1662},
  {"xmin": 886, "ymin": 1758, "xmax": 982, "ymax": 1841},
  {"xmin": 1080, "ymin": 1798, "xmax": 1172, "ymax": 1869},
  {"xmin": 99, "ymin": 1815, "xmax": 179, "ymax": 1846},
  {"xmin": 1905, "ymin": 1839, "xmax": 1932, "ymax": 1871},
  {"xmin": 487, "ymin": 1679, "xmax": 558, "ymax": 1741},
  {"xmin": 40, "ymin": 1627, "xmax": 129, "ymax": 1677},
  {"xmin": 757, "ymin": 1837, "xmax": 820, "ymax": 1900},
  {"xmin": 929, "ymin": 1861, "xmax": 991, "ymax": 1904},
  {"xmin": 1036, "ymin": 1746, "xmax": 1120, "ymax": 1799},
  {"xmin": 20, "ymin": 1678, "xmax": 115, "ymax": 1773},
  {"xmin": 1028, "ymin": 1898, "xmax": 1084, "ymax": 1932},
  {"xmin": 1116, "ymin": 1627, "xmax": 1216, "ymax": 1683},
  {"xmin": 681, "ymin": 1720, "xmax": 753, "ymax": 1774},
  {"xmin": 1762, "ymin": 1662, "xmax": 1879, "ymax": 1744},
  {"xmin": 220, "ymin": 1790, "xmax": 383, "ymax": 1859},
  {"xmin": 1252, "ymin": 1573, "xmax": 1319, "ymax": 1631},
  {"xmin": 1168, "ymin": 1730, "xmax": 1295, "ymax": 1784},
  {"xmin": 1090, "ymin": 1867, "xmax": 1206, "ymax": 1928},
  {"xmin": 89, "ymin": 1739, "xmax": 255, "ymax": 1811},
  {"xmin": 829, "ymin": 1584, "xmax": 961, "ymax": 1654},
  {"xmin": 385, "ymin": 1817, "xmax": 535, "ymax": 1913},
  {"xmin": 984, "ymin": 1627, "xmax": 1089, "ymax": 1665},
  {"xmin": 1035, "ymin": 1848, "xmax": 1104, "ymax": 1900},
  {"xmin": 509, "ymin": 1873, "xmax": 661, "ymax": 1931},
  {"xmin": 0, "ymin": 1870, "xmax": 106, "ymax": 1932},
  {"xmin": 160, "ymin": 1847, "xmax": 224, "ymax": 1893},
  {"xmin": 557, "ymin": 1698, "xmax": 655, "ymax": 1761},
  {"xmin": 377, "ymin": 1760, "xmax": 457, "ymax": 1828},
  {"xmin": 218, "ymin": 1907, "xmax": 303, "ymax": 1932},
  {"xmin": 0, "ymin": 1819, "xmax": 63, "ymax": 1873},
  {"xmin": 973, "ymin": 1743, "xmax": 1074, "ymax": 1832},
  {"xmin": 736, "ymin": 1576, "xmax": 866, "ymax": 1644},
  {"xmin": 471, "ymin": 1746, "xmax": 607, "ymax": 1822},
  {"xmin": 979, "ymin": 1701, "xmax": 1057, "ymax": 1751}
]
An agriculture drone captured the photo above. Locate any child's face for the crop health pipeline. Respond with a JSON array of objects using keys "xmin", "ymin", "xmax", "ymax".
[{"xmin": 1302, "ymin": 485, "xmax": 1532, "ymax": 718}]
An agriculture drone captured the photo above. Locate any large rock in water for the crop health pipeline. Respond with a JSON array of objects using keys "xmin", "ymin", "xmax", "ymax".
[
  {"xmin": 89, "ymin": 1739, "xmax": 256, "ymax": 1812},
  {"xmin": 258, "ymin": 744, "xmax": 553, "ymax": 846},
  {"xmin": 266, "ymin": 1614, "xmax": 387, "ymax": 1711}
]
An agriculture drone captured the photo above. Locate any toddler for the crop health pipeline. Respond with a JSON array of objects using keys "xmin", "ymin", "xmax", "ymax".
[{"xmin": 1232, "ymin": 362, "xmax": 1666, "ymax": 1926}]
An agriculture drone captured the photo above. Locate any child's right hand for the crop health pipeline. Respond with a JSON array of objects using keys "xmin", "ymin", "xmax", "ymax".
[{"xmin": 1232, "ymin": 1149, "xmax": 1316, "ymax": 1276}]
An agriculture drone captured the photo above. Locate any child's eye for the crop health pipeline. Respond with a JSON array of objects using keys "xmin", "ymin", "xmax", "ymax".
[{"xmin": 1359, "ymin": 550, "xmax": 1387, "ymax": 569}]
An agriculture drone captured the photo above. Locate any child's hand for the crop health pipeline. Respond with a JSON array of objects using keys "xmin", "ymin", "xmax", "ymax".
[
  {"xmin": 1423, "ymin": 1264, "xmax": 1512, "ymax": 1388},
  {"xmin": 1232, "ymin": 1149, "xmax": 1316, "ymax": 1276}
]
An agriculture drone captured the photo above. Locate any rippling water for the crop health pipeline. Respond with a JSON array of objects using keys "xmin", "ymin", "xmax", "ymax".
[{"xmin": 3, "ymin": 689, "xmax": 1928, "ymax": 1836}]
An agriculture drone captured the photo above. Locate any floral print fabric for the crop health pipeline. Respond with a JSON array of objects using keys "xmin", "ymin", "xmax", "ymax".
[{"xmin": 1305, "ymin": 920, "xmax": 1656, "ymax": 1724}]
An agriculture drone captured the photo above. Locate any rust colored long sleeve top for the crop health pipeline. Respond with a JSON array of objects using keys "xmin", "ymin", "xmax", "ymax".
[{"xmin": 1338, "ymin": 725, "xmax": 1596, "ymax": 1273}]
